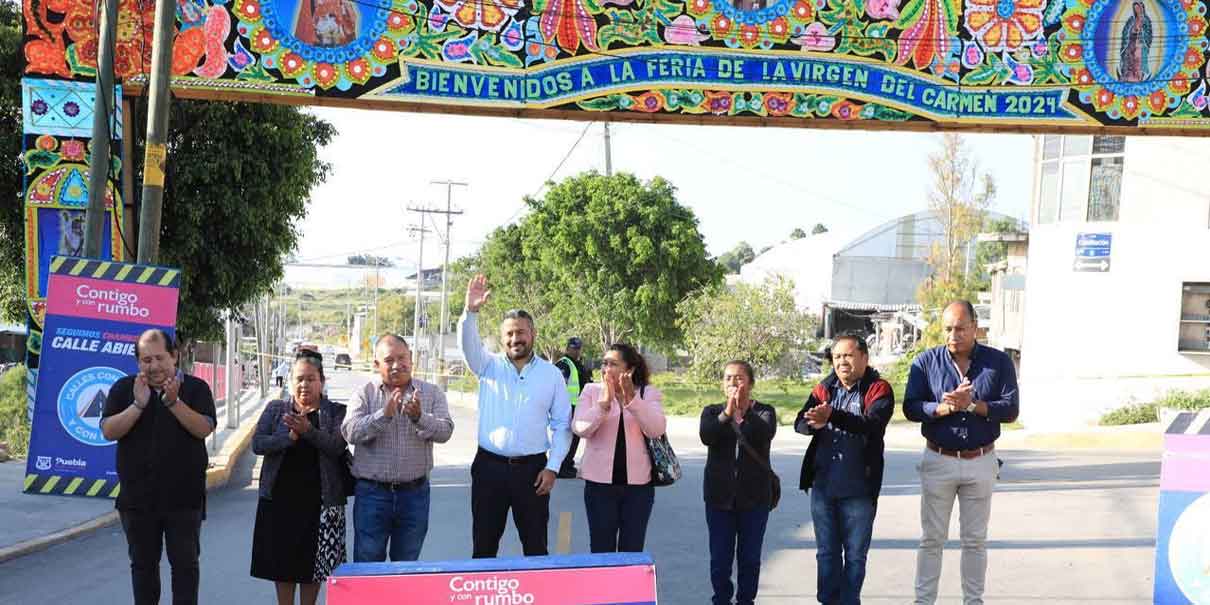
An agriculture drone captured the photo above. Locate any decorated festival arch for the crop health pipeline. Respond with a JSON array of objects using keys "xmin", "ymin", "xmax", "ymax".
[{"xmin": 14, "ymin": 0, "xmax": 1210, "ymax": 386}]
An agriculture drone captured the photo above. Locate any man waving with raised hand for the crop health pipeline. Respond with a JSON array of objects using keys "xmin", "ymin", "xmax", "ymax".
[{"xmin": 458, "ymin": 274, "xmax": 573, "ymax": 558}]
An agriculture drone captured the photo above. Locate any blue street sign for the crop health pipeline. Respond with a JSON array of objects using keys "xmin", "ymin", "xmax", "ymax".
[{"xmin": 1075, "ymin": 233, "xmax": 1112, "ymax": 258}]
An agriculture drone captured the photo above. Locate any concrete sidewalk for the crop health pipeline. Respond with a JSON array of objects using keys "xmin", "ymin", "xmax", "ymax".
[{"xmin": 0, "ymin": 388, "xmax": 277, "ymax": 563}]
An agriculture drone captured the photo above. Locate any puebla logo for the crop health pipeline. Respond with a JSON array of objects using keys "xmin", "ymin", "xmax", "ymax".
[{"xmin": 57, "ymin": 367, "xmax": 123, "ymax": 447}]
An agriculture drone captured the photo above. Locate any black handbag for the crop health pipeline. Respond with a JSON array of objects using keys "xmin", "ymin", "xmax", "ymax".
[
  {"xmin": 340, "ymin": 449, "xmax": 356, "ymax": 498},
  {"xmin": 645, "ymin": 433, "xmax": 682, "ymax": 487},
  {"xmin": 731, "ymin": 421, "xmax": 781, "ymax": 510}
]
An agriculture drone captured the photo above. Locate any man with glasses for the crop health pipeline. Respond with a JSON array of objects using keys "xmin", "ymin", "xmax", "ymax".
[
  {"xmin": 459, "ymin": 275, "xmax": 573, "ymax": 558},
  {"xmin": 903, "ymin": 301, "xmax": 1019, "ymax": 605},
  {"xmin": 342, "ymin": 334, "xmax": 454, "ymax": 561}
]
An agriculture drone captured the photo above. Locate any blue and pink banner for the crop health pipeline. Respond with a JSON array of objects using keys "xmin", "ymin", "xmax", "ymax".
[
  {"xmin": 23, "ymin": 257, "xmax": 181, "ymax": 498},
  {"xmin": 1154, "ymin": 412, "xmax": 1210, "ymax": 604},
  {"xmin": 328, "ymin": 553, "xmax": 658, "ymax": 605}
]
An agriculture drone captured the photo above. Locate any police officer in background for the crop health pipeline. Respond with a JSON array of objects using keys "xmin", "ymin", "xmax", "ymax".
[{"xmin": 556, "ymin": 337, "xmax": 592, "ymax": 478}]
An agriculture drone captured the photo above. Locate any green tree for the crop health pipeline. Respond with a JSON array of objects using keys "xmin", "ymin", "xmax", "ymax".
[
  {"xmin": 0, "ymin": 6, "xmax": 334, "ymax": 343},
  {"xmin": 0, "ymin": 0, "xmax": 25, "ymax": 323},
  {"xmin": 677, "ymin": 276, "xmax": 817, "ymax": 381},
  {"xmin": 717, "ymin": 241, "xmax": 755, "ymax": 274},
  {"xmin": 916, "ymin": 134, "xmax": 995, "ymax": 347},
  {"xmin": 811, "ymin": 223, "xmax": 829, "ymax": 235},
  {"xmin": 789, "ymin": 228, "xmax": 807, "ymax": 240},
  {"xmin": 375, "ymin": 291, "xmax": 416, "ymax": 337},
  {"xmin": 131, "ymin": 100, "xmax": 334, "ymax": 342},
  {"xmin": 348, "ymin": 254, "xmax": 394, "ymax": 266},
  {"xmin": 967, "ymin": 217, "xmax": 1022, "ymax": 293},
  {"xmin": 471, "ymin": 172, "xmax": 720, "ymax": 356}
]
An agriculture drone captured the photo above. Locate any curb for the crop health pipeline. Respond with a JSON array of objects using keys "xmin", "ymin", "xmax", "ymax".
[
  {"xmin": 1018, "ymin": 431, "xmax": 1161, "ymax": 451},
  {"xmin": 0, "ymin": 510, "xmax": 120, "ymax": 564},
  {"xmin": 0, "ymin": 392, "xmax": 271, "ymax": 564}
]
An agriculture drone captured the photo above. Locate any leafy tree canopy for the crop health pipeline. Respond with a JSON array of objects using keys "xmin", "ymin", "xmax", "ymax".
[
  {"xmin": 464, "ymin": 172, "xmax": 721, "ymax": 357},
  {"xmin": 0, "ymin": 8, "xmax": 335, "ymax": 341}
]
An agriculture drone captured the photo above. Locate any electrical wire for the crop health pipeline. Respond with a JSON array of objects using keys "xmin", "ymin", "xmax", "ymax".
[{"xmin": 499, "ymin": 118, "xmax": 596, "ymax": 225}]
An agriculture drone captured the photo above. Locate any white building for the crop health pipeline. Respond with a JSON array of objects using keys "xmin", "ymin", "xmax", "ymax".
[
  {"xmin": 739, "ymin": 210, "xmax": 1014, "ymax": 343},
  {"xmin": 1019, "ymin": 134, "xmax": 1210, "ymax": 429}
]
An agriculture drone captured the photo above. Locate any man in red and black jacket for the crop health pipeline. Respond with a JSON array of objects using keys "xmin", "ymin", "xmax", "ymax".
[{"xmin": 795, "ymin": 333, "xmax": 894, "ymax": 605}]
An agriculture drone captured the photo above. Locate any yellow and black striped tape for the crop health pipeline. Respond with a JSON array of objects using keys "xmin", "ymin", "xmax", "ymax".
[
  {"xmin": 49, "ymin": 256, "xmax": 181, "ymax": 288},
  {"xmin": 24, "ymin": 473, "xmax": 120, "ymax": 499}
]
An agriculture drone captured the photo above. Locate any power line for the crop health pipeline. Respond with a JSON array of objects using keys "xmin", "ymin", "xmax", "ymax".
[
  {"xmin": 502, "ymin": 119, "xmax": 596, "ymax": 225},
  {"xmin": 409, "ymin": 186, "xmax": 466, "ymax": 381}
]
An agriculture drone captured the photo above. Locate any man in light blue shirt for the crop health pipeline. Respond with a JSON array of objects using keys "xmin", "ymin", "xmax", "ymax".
[{"xmin": 459, "ymin": 274, "xmax": 573, "ymax": 558}]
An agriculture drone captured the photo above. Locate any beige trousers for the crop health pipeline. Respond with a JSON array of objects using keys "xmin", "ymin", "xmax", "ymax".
[{"xmin": 913, "ymin": 446, "xmax": 998, "ymax": 605}]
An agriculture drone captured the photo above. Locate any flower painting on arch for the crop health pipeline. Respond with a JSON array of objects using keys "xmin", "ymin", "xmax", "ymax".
[{"xmin": 16, "ymin": 0, "xmax": 1210, "ymax": 137}]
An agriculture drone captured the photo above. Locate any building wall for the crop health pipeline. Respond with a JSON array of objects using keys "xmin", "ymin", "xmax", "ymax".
[
  {"xmin": 1019, "ymin": 136, "xmax": 1210, "ymax": 429},
  {"xmin": 831, "ymin": 256, "xmax": 930, "ymax": 305}
]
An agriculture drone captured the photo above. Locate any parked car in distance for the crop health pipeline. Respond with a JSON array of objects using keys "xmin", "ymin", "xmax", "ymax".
[{"xmin": 334, "ymin": 353, "xmax": 352, "ymax": 370}]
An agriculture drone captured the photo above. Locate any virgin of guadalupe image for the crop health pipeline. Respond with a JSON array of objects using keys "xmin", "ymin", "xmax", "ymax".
[
  {"xmin": 293, "ymin": 0, "xmax": 359, "ymax": 47},
  {"xmin": 1117, "ymin": 0, "xmax": 1153, "ymax": 83}
]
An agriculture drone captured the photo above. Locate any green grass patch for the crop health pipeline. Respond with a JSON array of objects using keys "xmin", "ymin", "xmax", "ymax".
[
  {"xmin": 652, "ymin": 373, "xmax": 807, "ymax": 425},
  {"xmin": 0, "ymin": 366, "xmax": 30, "ymax": 458},
  {"xmin": 447, "ymin": 372, "xmax": 478, "ymax": 394},
  {"xmin": 1100, "ymin": 388, "xmax": 1210, "ymax": 426},
  {"xmin": 1099, "ymin": 403, "xmax": 1158, "ymax": 426}
]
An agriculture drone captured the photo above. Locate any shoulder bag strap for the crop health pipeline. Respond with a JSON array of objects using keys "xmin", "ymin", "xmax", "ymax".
[{"xmin": 730, "ymin": 419, "xmax": 776, "ymax": 477}]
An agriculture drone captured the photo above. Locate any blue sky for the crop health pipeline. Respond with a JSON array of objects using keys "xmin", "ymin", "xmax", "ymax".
[{"xmin": 296, "ymin": 107, "xmax": 1035, "ymax": 270}]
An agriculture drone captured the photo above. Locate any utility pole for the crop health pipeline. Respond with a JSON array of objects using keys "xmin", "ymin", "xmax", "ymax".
[
  {"xmin": 83, "ymin": 0, "xmax": 118, "ymax": 258},
  {"xmin": 409, "ymin": 222, "xmax": 432, "ymax": 371},
  {"xmin": 371, "ymin": 259, "xmax": 380, "ymax": 339},
  {"xmin": 136, "ymin": 0, "xmax": 177, "ymax": 263},
  {"xmin": 411, "ymin": 187, "xmax": 465, "ymax": 386},
  {"xmin": 603, "ymin": 123, "xmax": 613, "ymax": 176}
]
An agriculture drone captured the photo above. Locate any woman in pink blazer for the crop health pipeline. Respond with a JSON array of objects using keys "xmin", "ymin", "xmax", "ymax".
[{"xmin": 572, "ymin": 343, "xmax": 667, "ymax": 553}]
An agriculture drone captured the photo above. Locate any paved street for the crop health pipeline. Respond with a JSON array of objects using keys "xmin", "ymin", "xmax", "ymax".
[{"xmin": 0, "ymin": 371, "xmax": 1161, "ymax": 604}]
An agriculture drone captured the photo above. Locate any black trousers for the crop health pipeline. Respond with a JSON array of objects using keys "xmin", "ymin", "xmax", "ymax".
[
  {"xmin": 119, "ymin": 508, "xmax": 203, "ymax": 605},
  {"xmin": 470, "ymin": 449, "xmax": 549, "ymax": 558},
  {"xmin": 583, "ymin": 481, "xmax": 655, "ymax": 553}
]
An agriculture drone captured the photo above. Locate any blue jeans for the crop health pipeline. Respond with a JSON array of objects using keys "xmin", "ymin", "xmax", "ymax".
[
  {"xmin": 353, "ymin": 478, "xmax": 431, "ymax": 562},
  {"xmin": 811, "ymin": 488, "xmax": 875, "ymax": 605},
  {"xmin": 583, "ymin": 481, "xmax": 655, "ymax": 553},
  {"xmin": 705, "ymin": 504, "xmax": 770, "ymax": 605}
]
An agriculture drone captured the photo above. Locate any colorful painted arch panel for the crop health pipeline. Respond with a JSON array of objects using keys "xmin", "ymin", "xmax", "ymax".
[{"xmin": 18, "ymin": 0, "xmax": 1210, "ymax": 132}]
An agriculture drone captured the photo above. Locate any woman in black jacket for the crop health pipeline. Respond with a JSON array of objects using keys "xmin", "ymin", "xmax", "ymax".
[
  {"xmin": 699, "ymin": 360, "xmax": 777, "ymax": 605},
  {"xmin": 250, "ymin": 352, "xmax": 349, "ymax": 605}
]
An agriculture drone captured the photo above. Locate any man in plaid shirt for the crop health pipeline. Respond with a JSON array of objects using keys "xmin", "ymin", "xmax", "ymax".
[{"xmin": 342, "ymin": 334, "xmax": 454, "ymax": 561}]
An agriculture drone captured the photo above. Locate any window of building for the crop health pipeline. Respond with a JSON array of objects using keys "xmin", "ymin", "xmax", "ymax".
[
  {"xmin": 1087, "ymin": 136, "xmax": 1125, "ymax": 221},
  {"xmin": 1038, "ymin": 162, "xmax": 1060, "ymax": 224},
  {"xmin": 1042, "ymin": 135, "xmax": 1062, "ymax": 161},
  {"xmin": 1060, "ymin": 159, "xmax": 1088, "ymax": 221},
  {"xmin": 1036, "ymin": 135, "xmax": 1125, "ymax": 225},
  {"xmin": 1179, "ymin": 283, "xmax": 1210, "ymax": 355}
]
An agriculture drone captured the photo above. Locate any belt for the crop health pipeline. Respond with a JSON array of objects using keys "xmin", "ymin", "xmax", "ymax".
[
  {"xmin": 477, "ymin": 447, "xmax": 546, "ymax": 465},
  {"xmin": 927, "ymin": 441, "xmax": 995, "ymax": 460},
  {"xmin": 360, "ymin": 476, "xmax": 427, "ymax": 491}
]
